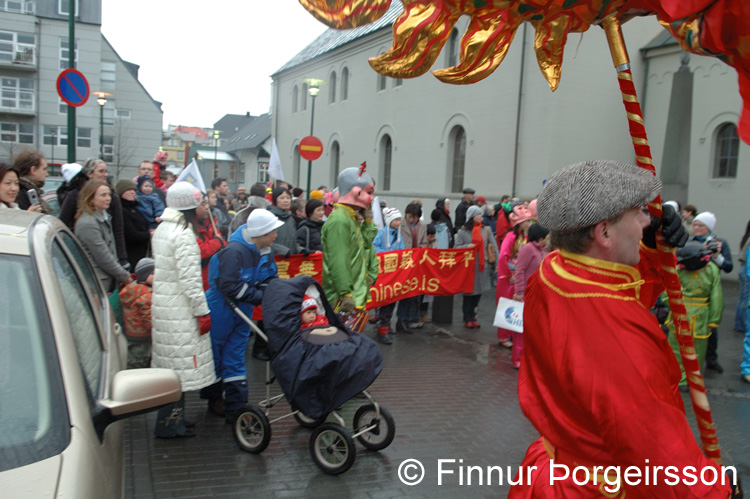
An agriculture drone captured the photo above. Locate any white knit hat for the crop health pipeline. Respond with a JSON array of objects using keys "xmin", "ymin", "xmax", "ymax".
[
  {"xmin": 693, "ymin": 212, "xmax": 716, "ymax": 232},
  {"xmin": 383, "ymin": 207, "xmax": 402, "ymax": 227},
  {"xmin": 166, "ymin": 182, "xmax": 203, "ymax": 211},
  {"xmin": 61, "ymin": 163, "xmax": 82, "ymax": 183},
  {"xmin": 244, "ymin": 209, "xmax": 284, "ymax": 237}
]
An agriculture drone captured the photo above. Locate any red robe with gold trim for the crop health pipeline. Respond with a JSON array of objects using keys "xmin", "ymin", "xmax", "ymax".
[{"xmin": 509, "ymin": 248, "xmax": 731, "ymax": 498}]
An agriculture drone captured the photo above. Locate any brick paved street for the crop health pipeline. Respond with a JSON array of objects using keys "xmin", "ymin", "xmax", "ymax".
[{"xmin": 125, "ymin": 282, "xmax": 750, "ymax": 498}]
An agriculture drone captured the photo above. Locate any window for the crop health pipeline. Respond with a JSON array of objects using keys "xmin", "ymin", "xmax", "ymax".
[
  {"xmin": 395, "ymin": 78, "xmax": 402, "ymax": 87},
  {"xmin": 103, "ymin": 107, "xmax": 115, "ymax": 126},
  {"xmin": 341, "ymin": 68, "xmax": 349, "ymax": 101},
  {"xmin": 116, "ymin": 109, "xmax": 131, "ymax": 119},
  {"xmin": 301, "ymin": 83, "xmax": 308, "ymax": 111},
  {"xmin": 377, "ymin": 73, "xmax": 386, "ymax": 92},
  {"xmin": 77, "ymin": 128, "xmax": 91, "ymax": 148},
  {"xmin": 450, "ymin": 126, "xmax": 466, "ymax": 192},
  {"xmin": 257, "ymin": 161, "xmax": 269, "ymax": 183},
  {"xmin": 0, "ymin": 122, "xmax": 33, "ymax": 143},
  {"xmin": 228, "ymin": 163, "xmax": 237, "ymax": 183},
  {"xmin": 292, "ymin": 85, "xmax": 298, "ymax": 113},
  {"xmin": 713, "ymin": 123, "xmax": 739, "ymax": 179},
  {"xmin": 177, "ymin": 151, "xmax": 184, "ymax": 160},
  {"xmin": 102, "ymin": 136, "xmax": 113, "ymax": 162},
  {"xmin": 0, "ymin": 31, "xmax": 36, "ymax": 65},
  {"xmin": 100, "ymin": 61, "xmax": 116, "ymax": 90},
  {"xmin": 329, "ymin": 71, "xmax": 336, "ymax": 104},
  {"xmin": 59, "ymin": 38, "xmax": 78, "ymax": 69},
  {"xmin": 447, "ymin": 29, "xmax": 459, "ymax": 67},
  {"xmin": 381, "ymin": 135, "xmax": 392, "ymax": 191},
  {"xmin": 330, "ymin": 141, "xmax": 340, "ymax": 185},
  {"xmin": 0, "ymin": 1, "xmax": 37, "ymax": 14},
  {"xmin": 51, "ymin": 239, "xmax": 103, "ymax": 401},
  {"xmin": 212, "ymin": 163, "xmax": 221, "ymax": 179},
  {"xmin": 43, "ymin": 125, "xmax": 66, "ymax": 146},
  {"xmin": 1, "ymin": 77, "xmax": 34, "ymax": 111},
  {"xmin": 58, "ymin": 0, "xmax": 79, "ymax": 16}
]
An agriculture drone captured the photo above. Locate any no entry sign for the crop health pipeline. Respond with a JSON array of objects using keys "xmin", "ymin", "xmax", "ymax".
[
  {"xmin": 57, "ymin": 69, "xmax": 90, "ymax": 107},
  {"xmin": 299, "ymin": 136, "xmax": 323, "ymax": 161}
]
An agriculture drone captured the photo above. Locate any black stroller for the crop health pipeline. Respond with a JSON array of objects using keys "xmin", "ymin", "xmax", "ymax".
[{"xmin": 225, "ymin": 275, "xmax": 395, "ymax": 475}]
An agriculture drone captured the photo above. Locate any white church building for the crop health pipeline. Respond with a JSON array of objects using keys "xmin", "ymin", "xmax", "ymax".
[{"xmin": 270, "ymin": 4, "xmax": 750, "ymax": 273}]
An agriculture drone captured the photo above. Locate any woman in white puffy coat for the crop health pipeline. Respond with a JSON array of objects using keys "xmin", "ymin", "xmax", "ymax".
[{"xmin": 151, "ymin": 182, "xmax": 216, "ymax": 438}]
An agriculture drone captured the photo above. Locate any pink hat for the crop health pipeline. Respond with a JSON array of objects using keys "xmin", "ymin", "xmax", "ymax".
[
  {"xmin": 301, "ymin": 295, "xmax": 317, "ymax": 314},
  {"xmin": 509, "ymin": 204, "xmax": 532, "ymax": 227},
  {"xmin": 153, "ymin": 151, "xmax": 168, "ymax": 164}
]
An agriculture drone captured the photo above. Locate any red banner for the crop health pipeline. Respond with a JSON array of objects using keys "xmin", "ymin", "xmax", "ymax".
[{"xmin": 275, "ymin": 248, "xmax": 475, "ymax": 309}]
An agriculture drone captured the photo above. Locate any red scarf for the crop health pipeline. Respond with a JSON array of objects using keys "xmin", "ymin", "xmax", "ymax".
[{"xmin": 472, "ymin": 221, "xmax": 485, "ymax": 271}]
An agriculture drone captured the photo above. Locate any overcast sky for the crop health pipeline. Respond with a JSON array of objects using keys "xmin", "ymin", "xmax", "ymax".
[{"xmin": 101, "ymin": 0, "xmax": 327, "ymax": 128}]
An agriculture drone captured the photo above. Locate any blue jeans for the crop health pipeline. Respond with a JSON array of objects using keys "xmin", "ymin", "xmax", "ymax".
[
  {"xmin": 743, "ymin": 308, "xmax": 750, "ymax": 376},
  {"xmin": 734, "ymin": 264, "xmax": 749, "ymax": 332}
]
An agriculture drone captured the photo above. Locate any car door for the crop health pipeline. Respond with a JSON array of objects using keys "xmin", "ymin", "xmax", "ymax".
[{"xmin": 46, "ymin": 230, "xmax": 125, "ymax": 497}]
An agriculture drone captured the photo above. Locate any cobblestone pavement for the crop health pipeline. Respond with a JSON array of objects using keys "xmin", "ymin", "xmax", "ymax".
[{"xmin": 125, "ymin": 282, "xmax": 750, "ymax": 498}]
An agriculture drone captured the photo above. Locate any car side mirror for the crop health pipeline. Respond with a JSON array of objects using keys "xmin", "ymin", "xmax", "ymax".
[{"xmin": 93, "ymin": 368, "xmax": 182, "ymax": 439}]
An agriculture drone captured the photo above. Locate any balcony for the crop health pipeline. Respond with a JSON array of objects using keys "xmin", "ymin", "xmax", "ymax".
[
  {"xmin": 0, "ymin": 46, "xmax": 36, "ymax": 70},
  {"xmin": 0, "ymin": 1, "xmax": 35, "ymax": 15}
]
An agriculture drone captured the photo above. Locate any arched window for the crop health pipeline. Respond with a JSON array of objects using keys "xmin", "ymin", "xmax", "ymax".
[
  {"xmin": 341, "ymin": 67, "xmax": 349, "ymax": 100},
  {"xmin": 713, "ymin": 123, "xmax": 739, "ymax": 178},
  {"xmin": 329, "ymin": 72, "xmax": 337, "ymax": 104},
  {"xmin": 377, "ymin": 73, "xmax": 386, "ymax": 92},
  {"xmin": 380, "ymin": 135, "xmax": 392, "ymax": 191},
  {"xmin": 447, "ymin": 29, "xmax": 459, "ymax": 67},
  {"xmin": 394, "ymin": 78, "xmax": 402, "ymax": 87},
  {"xmin": 330, "ymin": 141, "xmax": 340, "ymax": 185},
  {"xmin": 292, "ymin": 85, "xmax": 298, "ymax": 113},
  {"xmin": 449, "ymin": 125, "xmax": 466, "ymax": 192},
  {"xmin": 301, "ymin": 83, "xmax": 308, "ymax": 111}
]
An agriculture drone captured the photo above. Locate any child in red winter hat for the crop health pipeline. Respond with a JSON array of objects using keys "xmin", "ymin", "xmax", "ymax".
[{"xmin": 301, "ymin": 294, "xmax": 329, "ymax": 328}]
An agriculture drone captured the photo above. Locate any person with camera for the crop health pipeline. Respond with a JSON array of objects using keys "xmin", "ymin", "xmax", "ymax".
[{"xmin": 691, "ymin": 212, "xmax": 733, "ymax": 374}]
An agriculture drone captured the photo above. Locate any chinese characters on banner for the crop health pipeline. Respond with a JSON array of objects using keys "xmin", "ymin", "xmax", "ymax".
[{"xmin": 275, "ymin": 248, "xmax": 476, "ymax": 309}]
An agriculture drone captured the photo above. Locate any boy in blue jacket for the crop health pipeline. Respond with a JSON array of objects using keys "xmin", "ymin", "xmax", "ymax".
[
  {"xmin": 371, "ymin": 207, "xmax": 404, "ymax": 344},
  {"xmin": 206, "ymin": 209, "xmax": 283, "ymax": 422},
  {"xmin": 135, "ymin": 175, "xmax": 165, "ymax": 229}
]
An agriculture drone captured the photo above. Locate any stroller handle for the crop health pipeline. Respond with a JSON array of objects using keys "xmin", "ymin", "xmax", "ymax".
[{"xmin": 224, "ymin": 296, "xmax": 268, "ymax": 343}]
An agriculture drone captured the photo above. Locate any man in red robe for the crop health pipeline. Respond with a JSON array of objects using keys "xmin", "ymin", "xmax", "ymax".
[{"xmin": 509, "ymin": 160, "xmax": 739, "ymax": 498}]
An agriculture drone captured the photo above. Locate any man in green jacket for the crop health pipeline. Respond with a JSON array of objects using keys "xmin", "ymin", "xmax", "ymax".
[{"xmin": 321, "ymin": 165, "xmax": 377, "ymax": 313}]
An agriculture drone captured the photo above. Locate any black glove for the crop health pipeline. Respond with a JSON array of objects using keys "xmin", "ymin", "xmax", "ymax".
[
  {"xmin": 729, "ymin": 471, "xmax": 743, "ymax": 499},
  {"xmin": 642, "ymin": 204, "xmax": 688, "ymax": 249}
]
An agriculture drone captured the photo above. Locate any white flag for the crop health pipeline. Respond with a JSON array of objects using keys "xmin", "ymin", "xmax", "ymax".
[
  {"xmin": 371, "ymin": 196, "xmax": 384, "ymax": 229},
  {"xmin": 268, "ymin": 138, "xmax": 285, "ymax": 181},
  {"xmin": 176, "ymin": 158, "xmax": 207, "ymax": 194}
]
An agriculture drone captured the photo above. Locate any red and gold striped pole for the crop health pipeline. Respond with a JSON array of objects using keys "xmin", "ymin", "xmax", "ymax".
[{"xmin": 600, "ymin": 16, "xmax": 721, "ymax": 464}]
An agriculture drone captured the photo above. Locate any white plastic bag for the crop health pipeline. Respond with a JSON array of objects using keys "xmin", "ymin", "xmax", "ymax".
[{"xmin": 493, "ymin": 297, "xmax": 524, "ymax": 333}]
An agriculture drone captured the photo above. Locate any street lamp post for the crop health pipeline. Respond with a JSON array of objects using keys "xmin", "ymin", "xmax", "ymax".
[
  {"xmin": 94, "ymin": 91, "xmax": 112, "ymax": 159},
  {"xmin": 302, "ymin": 78, "xmax": 326, "ymax": 197},
  {"xmin": 213, "ymin": 130, "xmax": 221, "ymax": 176}
]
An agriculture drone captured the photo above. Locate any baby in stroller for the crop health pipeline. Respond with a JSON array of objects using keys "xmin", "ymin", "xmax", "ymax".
[{"xmin": 262, "ymin": 276, "xmax": 383, "ymax": 420}]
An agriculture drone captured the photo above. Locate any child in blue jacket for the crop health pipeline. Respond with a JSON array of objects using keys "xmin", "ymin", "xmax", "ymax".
[
  {"xmin": 135, "ymin": 175, "xmax": 165, "ymax": 229},
  {"xmin": 205, "ymin": 209, "xmax": 283, "ymax": 421},
  {"xmin": 371, "ymin": 207, "xmax": 404, "ymax": 344}
]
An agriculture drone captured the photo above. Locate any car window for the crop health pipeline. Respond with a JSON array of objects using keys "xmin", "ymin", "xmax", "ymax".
[
  {"xmin": 57, "ymin": 231, "xmax": 105, "ymax": 319},
  {"xmin": 51, "ymin": 239, "xmax": 104, "ymax": 401},
  {"xmin": 0, "ymin": 255, "xmax": 69, "ymax": 472}
]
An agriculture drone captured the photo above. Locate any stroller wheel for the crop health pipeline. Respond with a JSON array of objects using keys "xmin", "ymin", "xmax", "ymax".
[
  {"xmin": 233, "ymin": 405, "xmax": 271, "ymax": 454},
  {"xmin": 353, "ymin": 404, "xmax": 395, "ymax": 451},
  {"xmin": 309, "ymin": 423, "xmax": 356, "ymax": 475},
  {"xmin": 294, "ymin": 411, "xmax": 327, "ymax": 429}
]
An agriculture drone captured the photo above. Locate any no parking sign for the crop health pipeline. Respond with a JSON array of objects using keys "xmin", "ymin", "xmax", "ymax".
[{"xmin": 57, "ymin": 69, "xmax": 90, "ymax": 107}]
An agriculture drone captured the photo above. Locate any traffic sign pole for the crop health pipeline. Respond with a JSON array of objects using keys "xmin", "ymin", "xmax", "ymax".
[{"xmin": 67, "ymin": 5, "xmax": 75, "ymax": 163}]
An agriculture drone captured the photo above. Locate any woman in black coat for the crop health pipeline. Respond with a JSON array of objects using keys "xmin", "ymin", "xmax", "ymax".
[
  {"xmin": 115, "ymin": 179, "xmax": 151, "ymax": 269},
  {"xmin": 296, "ymin": 199, "xmax": 325, "ymax": 253}
]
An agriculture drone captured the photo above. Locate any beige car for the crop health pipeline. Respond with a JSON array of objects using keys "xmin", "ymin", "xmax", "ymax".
[{"xmin": 0, "ymin": 211, "xmax": 181, "ymax": 497}]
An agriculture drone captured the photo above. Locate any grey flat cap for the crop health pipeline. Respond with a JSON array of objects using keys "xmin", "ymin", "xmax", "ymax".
[
  {"xmin": 463, "ymin": 187, "xmax": 475, "ymax": 194},
  {"xmin": 537, "ymin": 160, "xmax": 661, "ymax": 232}
]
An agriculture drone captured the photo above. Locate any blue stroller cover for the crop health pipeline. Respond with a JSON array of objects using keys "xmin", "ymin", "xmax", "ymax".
[{"xmin": 261, "ymin": 275, "xmax": 383, "ymax": 419}]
